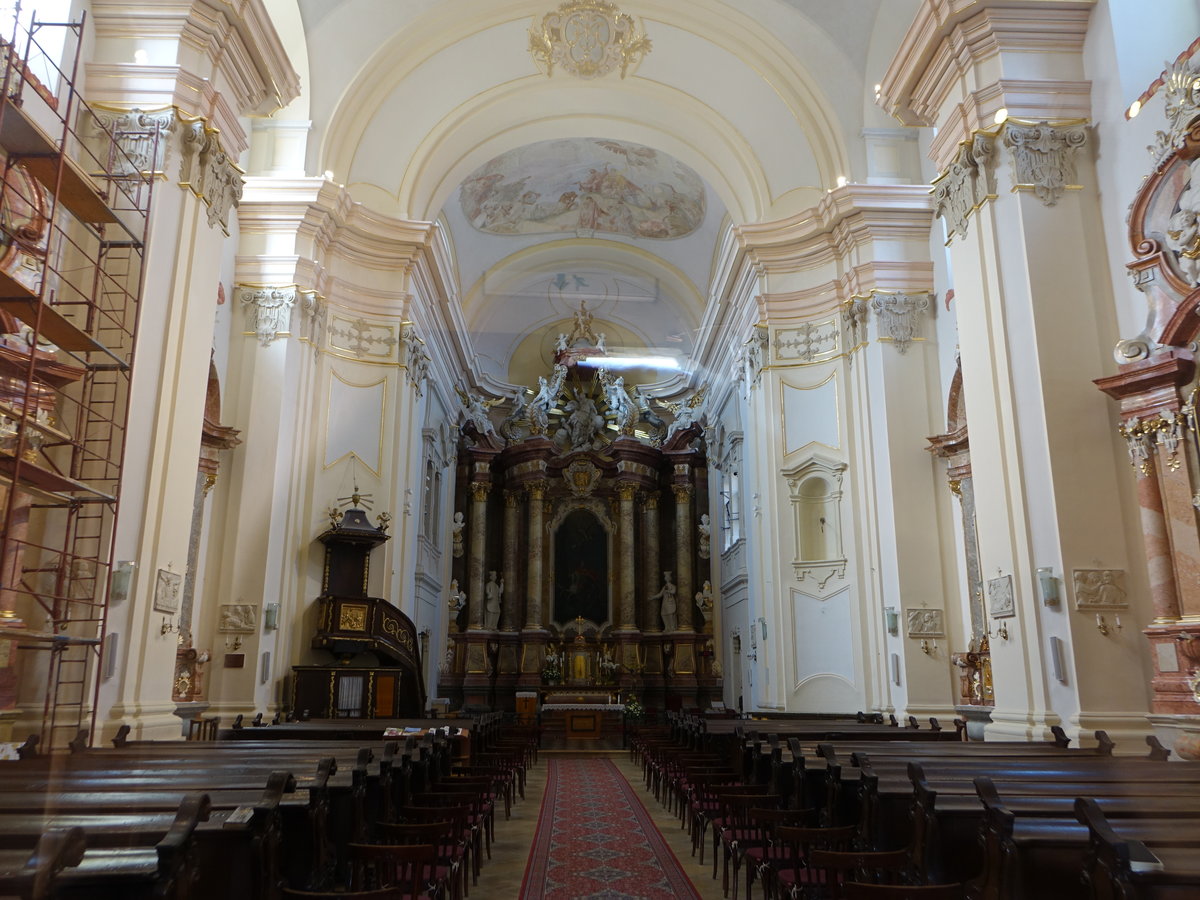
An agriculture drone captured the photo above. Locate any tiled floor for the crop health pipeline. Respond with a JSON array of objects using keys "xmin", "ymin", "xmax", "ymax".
[{"xmin": 473, "ymin": 750, "xmax": 727, "ymax": 899}]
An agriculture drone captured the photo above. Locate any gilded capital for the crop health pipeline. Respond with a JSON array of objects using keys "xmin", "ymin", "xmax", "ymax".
[
  {"xmin": 643, "ymin": 491, "xmax": 659, "ymax": 510},
  {"xmin": 672, "ymin": 485, "xmax": 693, "ymax": 503},
  {"xmin": 504, "ymin": 489, "xmax": 522, "ymax": 508},
  {"xmin": 617, "ymin": 483, "xmax": 638, "ymax": 501},
  {"xmin": 526, "ymin": 479, "xmax": 549, "ymax": 500},
  {"xmin": 470, "ymin": 482, "xmax": 491, "ymax": 502}
]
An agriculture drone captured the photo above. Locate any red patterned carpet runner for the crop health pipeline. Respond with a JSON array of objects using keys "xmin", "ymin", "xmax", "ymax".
[{"xmin": 520, "ymin": 757, "xmax": 701, "ymax": 899}]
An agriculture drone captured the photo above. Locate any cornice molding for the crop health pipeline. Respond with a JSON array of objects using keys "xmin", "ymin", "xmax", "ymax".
[
  {"xmin": 91, "ymin": 0, "xmax": 299, "ymax": 119},
  {"xmin": 878, "ymin": 0, "xmax": 1094, "ymax": 129},
  {"xmin": 734, "ymin": 184, "xmax": 935, "ymax": 275}
]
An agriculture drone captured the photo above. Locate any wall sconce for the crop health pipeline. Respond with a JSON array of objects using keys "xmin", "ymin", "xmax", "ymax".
[
  {"xmin": 160, "ymin": 617, "xmax": 177, "ymax": 636},
  {"xmin": 990, "ymin": 621, "xmax": 1009, "ymax": 641},
  {"xmin": 1037, "ymin": 568, "xmax": 1059, "ymax": 606},
  {"xmin": 1095, "ymin": 613, "xmax": 1122, "ymax": 637},
  {"xmin": 758, "ymin": 617, "xmax": 768, "ymax": 641},
  {"xmin": 920, "ymin": 639, "xmax": 937, "ymax": 655},
  {"xmin": 263, "ymin": 603, "xmax": 280, "ymax": 631},
  {"xmin": 884, "ymin": 607, "xmax": 899, "ymax": 636},
  {"xmin": 225, "ymin": 635, "xmax": 243, "ymax": 652}
]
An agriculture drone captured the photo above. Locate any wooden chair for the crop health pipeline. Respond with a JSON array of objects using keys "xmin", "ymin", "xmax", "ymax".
[
  {"xmin": 803, "ymin": 848, "xmax": 912, "ymax": 899},
  {"xmin": 282, "ymin": 889, "xmax": 405, "ymax": 899},
  {"xmin": 347, "ymin": 842, "xmax": 445, "ymax": 899},
  {"xmin": 842, "ymin": 885, "xmax": 963, "ymax": 899},
  {"xmin": 761, "ymin": 825, "xmax": 858, "ymax": 899},
  {"xmin": 376, "ymin": 820, "xmax": 465, "ymax": 900}
]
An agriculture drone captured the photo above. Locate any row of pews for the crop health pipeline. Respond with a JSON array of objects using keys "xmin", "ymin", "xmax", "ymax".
[
  {"xmin": 0, "ymin": 712, "xmax": 539, "ymax": 899},
  {"xmin": 631, "ymin": 712, "xmax": 1200, "ymax": 899}
]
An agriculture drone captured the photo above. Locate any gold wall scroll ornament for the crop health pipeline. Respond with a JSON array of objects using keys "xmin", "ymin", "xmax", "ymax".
[
  {"xmin": 339, "ymin": 604, "xmax": 368, "ymax": 631},
  {"xmin": 529, "ymin": 0, "xmax": 651, "ymax": 80}
]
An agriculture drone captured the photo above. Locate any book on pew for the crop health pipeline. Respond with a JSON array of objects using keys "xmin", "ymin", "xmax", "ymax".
[{"xmin": 1129, "ymin": 841, "xmax": 1164, "ymax": 873}]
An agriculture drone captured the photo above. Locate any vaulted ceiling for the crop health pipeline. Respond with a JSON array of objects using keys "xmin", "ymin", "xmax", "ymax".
[{"xmin": 286, "ymin": 0, "xmax": 914, "ymax": 395}]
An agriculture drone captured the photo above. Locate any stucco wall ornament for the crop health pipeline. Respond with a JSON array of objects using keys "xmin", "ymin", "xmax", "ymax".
[
  {"xmin": 870, "ymin": 293, "xmax": 930, "ymax": 354},
  {"xmin": 1150, "ymin": 55, "xmax": 1200, "ymax": 170},
  {"xmin": 744, "ymin": 325, "xmax": 769, "ymax": 387},
  {"xmin": 1001, "ymin": 121, "xmax": 1088, "ymax": 207},
  {"xmin": 239, "ymin": 286, "xmax": 297, "ymax": 347},
  {"xmin": 932, "ymin": 133, "xmax": 996, "ymax": 242},
  {"xmin": 328, "ymin": 316, "xmax": 399, "ymax": 360},
  {"xmin": 1167, "ymin": 157, "xmax": 1200, "ymax": 285},
  {"xmin": 529, "ymin": 0, "xmax": 651, "ymax": 80},
  {"xmin": 402, "ymin": 325, "xmax": 430, "ymax": 396},
  {"xmin": 774, "ymin": 320, "xmax": 838, "ymax": 363},
  {"xmin": 298, "ymin": 290, "xmax": 326, "ymax": 353},
  {"xmin": 842, "ymin": 297, "xmax": 870, "ymax": 354}
]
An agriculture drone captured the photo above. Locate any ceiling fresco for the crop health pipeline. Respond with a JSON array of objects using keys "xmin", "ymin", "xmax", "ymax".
[{"xmin": 458, "ymin": 138, "xmax": 706, "ymax": 239}]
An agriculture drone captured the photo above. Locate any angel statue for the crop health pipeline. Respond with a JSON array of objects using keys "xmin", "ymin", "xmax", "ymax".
[
  {"xmin": 499, "ymin": 388, "xmax": 530, "ymax": 444},
  {"xmin": 528, "ymin": 363, "xmax": 567, "ymax": 434},
  {"xmin": 661, "ymin": 385, "xmax": 708, "ymax": 440},
  {"xmin": 598, "ymin": 368, "xmax": 636, "ymax": 434},
  {"xmin": 455, "ymin": 385, "xmax": 501, "ymax": 437}
]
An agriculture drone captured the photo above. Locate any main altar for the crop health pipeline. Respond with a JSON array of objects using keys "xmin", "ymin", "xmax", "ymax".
[{"xmin": 437, "ymin": 303, "xmax": 722, "ymax": 714}]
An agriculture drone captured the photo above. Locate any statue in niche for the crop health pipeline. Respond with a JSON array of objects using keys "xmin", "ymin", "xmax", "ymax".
[
  {"xmin": 651, "ymin": 571, "xmax": 678, "ymax": 632},
  {"xmin": 451, "ymin": 512, "xmax": 465, "ymax": 558},
  {"xmin": 694, "ymin": 580, "xmax": 713, "ymax": 626},
  {"xmin": 698, "ymin": 513, "xmax": 711, "ymax": 559},
  {"xmin": 448, "ymin": 579, "xmax": 466, "ymax": 614},
  {"xmin": 484, "ymin": 571, "xmax": 504, "ymax": 630}
]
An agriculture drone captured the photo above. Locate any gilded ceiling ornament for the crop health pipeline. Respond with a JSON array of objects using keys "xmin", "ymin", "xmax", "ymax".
[{"xmin": 529, "ymin": 0, "xmax": 651, "ymax": 80}]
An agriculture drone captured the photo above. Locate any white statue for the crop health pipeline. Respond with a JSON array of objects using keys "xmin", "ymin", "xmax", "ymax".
[
  {"xmin": 698, "ymin": 513, "xmax": 711, "ymax": 559},
  {"xmin": 456, "ymin": 386, "xmax": 499, "ymax": 437},
  {"xmin": 596, "ymin": 332, "xmax": 607, "ymax": 353},
  {"xmin": 1167, "ymin": 157, "xmax": 1200, "ymax": 284},
  {"xmin": 695, "ymin": 580, "xmax": 714, "ymax": 626},
  {"xmin": 555, "ymin": 332, "xmax": 569, "ymax": 353},
  {"xmin": 599, "ymin": 368, "xmax": 636, "ymax": 433},
  {"xmin": 448, "ymin": 579, "xmax": 466, "ymax": 614},
  {"xmin": 485, "ymin": 571, "xmax": 504, "ymax": 630},
  {"xmin": 529, "ymin": 363, "xmax": 567, "ymax": 433},
  {"xmin": 560, "ymin": 391, "xmax": 605, "ymax": 451},
  {"xmin": 650, "ymin": 571, "xmax": 678, "ymax": 632},
  {"xmin": 451, "ymin": 512, "xmax": 465, "ymax": 558}
]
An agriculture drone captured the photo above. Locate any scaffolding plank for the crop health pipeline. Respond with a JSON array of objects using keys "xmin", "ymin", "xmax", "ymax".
[
  {"xmin": 0, "ymin": 97, "xmax": 118, "ymax": 224},
  {"xmin": 0, "ymin": 453, "xmax": 116, "ymax": 501},
  {"xmin": 0, "ymin": 297, "xmax": 108, "ymax": 352}
]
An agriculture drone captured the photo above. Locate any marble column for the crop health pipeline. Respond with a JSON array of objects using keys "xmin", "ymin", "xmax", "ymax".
[
  {"xmin": 467, "ymin": 481, "xmax": 489, "ymax": 630},
  {"xmin": 642, "ymin": 491, "xmax": 661, "ymax": 632},
  {"xmin": 617, "ymin": 482, "xmax": 638, "ymax": 630},
  {"xmin": 524, "ymin": 480, "xmax": 548, "ymax": 629},
  {"xmin": 501, "ymin": 490, "xmax": 521, "ymax": 631},
  {"xmin": 673, "ymin": 484, "xmax": 694, "ymax": 631}
]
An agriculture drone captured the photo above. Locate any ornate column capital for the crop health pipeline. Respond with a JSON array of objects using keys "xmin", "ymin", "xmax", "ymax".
[
  {"xmin": 239, "ymin": 286, "xmax": 297, "ymax": 347},
  {"xmin": 932, "ymin": 133, "xmax": 996, "ymax": 242},
  {"xmin": 616, "ymin": 483, "xmax": 638, "ymax": 502},
  {"xmin": 525, "ymin": 479, "xmax": 549, "ymax": 500},
  {"xmin": 672, "ymin": 485, "xmax": 693, "ymax": 503},
  {"xmin": 402, "ymin": 324, "xmax": 430, "ymax": 397},
  {"xmin": 1000, "ymin": 120, "xmax": 1089, "ymax": 206},
  {"xmin": 469, "ymin": 482, "xmax": 492, "ymax": 503},
  {"xmin": 93, "ymin": 106, "xmax": 244, "ymax": 232},
  {"xmin": 504, "ymin": 489, "xmax": 522, "ymax": 508},
  {"xmin": 869, "ymin": 292, "xmax": 931, "ymax": 354},
  {"xmin": 643, "ymin": 491, "xmax": 659, "ymax": 510}
]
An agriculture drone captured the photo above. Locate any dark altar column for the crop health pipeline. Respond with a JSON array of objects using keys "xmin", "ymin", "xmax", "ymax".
[
  {"xmin": 467, "ymin": 481, "xmax": 489, "ymax": 631},
  {"xmin": 524, "ymin": 479, "xmax": 548, "ymax": 629},
  {"xmin": 642, "ymin": 491, "xmax": 661, "ymax": 632},
  {"xmin": 673, "ymin": 483, "xmax": 694, "ymax": 630},
  {"xmin": 617, "ymin": 481, "xmax": 638, "ymax": 630},
  {"xmin": 501, "ymin": 489, "xmax": 521, "ymax": 631}
]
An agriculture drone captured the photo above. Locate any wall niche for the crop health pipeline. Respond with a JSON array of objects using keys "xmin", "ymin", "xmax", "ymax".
[{"xmin": 784, "ymin": 452, "xmax": 847, "ymax": 589}]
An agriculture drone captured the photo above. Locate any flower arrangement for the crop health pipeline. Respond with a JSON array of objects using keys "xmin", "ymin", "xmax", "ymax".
[
  {"xmin": 624, "ymin": 696, "xmax": 645, "ymax": 721},
  {"xmin": 541, "ymin": 650, "xmax": 563, "ymax": 683}
]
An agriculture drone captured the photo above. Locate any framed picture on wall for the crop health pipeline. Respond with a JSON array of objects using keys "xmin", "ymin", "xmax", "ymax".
[
  {"xmin": 987, "ymin": 574, "xmax": 1015, "ymax": 618},
  {"xmin": 153, "ymin": 568, "xmax": 181, "ymax": 614}
]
